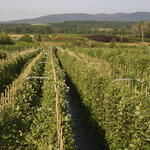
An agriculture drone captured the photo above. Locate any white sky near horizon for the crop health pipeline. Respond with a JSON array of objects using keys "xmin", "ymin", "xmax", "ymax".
[{"xmin": 0, "ymin": 0, "xmax": 150, "ymax": 21}]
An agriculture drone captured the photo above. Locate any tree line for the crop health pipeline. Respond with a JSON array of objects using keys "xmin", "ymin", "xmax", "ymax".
[
  {"xmin": 131, "ymin": 21, "xmax": 150, "ymax": 41},
  {"xmin": 0, "ymin": 21, "xmax": 150, "ymax": 41},
  {"xmin": 0, "ymin": 21, "xmax": 136, "ymax": 35}
]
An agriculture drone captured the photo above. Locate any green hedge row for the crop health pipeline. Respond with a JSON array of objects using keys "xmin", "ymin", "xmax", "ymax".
[
  {"xmin": 0, "ymin": 48, "xmax": 75, "ymax": 149},
  {"xmin": 57, "ymin": 50, "xmax": 150, "ymax": 149},
  {"xmin": 0, "ymin": 43, "xmax": 39, "ymax": 52},
  {"xmin": 0, "ymin": 49, "xmax": 41, "ymax": 93},
  {"xmin": 0, "ymin": 53, "xmax": 46, "ymax": 148},
  {"xmin": 25, "ymin": 49, "xmax": 75, "ymax": 149}
]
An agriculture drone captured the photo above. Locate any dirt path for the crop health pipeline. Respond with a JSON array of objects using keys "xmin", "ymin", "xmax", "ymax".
[
  {"xmin": 56, "ymin": 47, "xmax": 107, "ymax": 149},
  {"xmin": 66, "ymin": 86, "xmax": 105, "ymax": 150}
]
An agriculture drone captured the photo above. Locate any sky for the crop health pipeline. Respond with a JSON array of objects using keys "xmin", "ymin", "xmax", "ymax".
[{"xmin": 0, "ymin": 0, "xmax": 150, "ymax": 21}]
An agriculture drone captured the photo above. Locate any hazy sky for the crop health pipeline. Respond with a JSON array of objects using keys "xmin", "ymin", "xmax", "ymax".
[{"xmin": 0, "ymin": 0, "xmax": 150, "ymax": 21}]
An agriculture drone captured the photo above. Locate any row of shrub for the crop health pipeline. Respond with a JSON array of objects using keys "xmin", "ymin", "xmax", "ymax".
[
  {"xmin": 0, "ymin": 48, "xmax": 75, "ymax": 149},
  {"xmin": 87, "ymin": 35, "xmax": 129, "ymax": 43},
  {"xmin": 25, "ymin": 49, "xmax": 75, "ymax": 149},
  {"xmin": 0, "ymin": 52, "xmax": 46, "ymax": 148},
  {"xmin": 0, "ymin": 42, "xmax": 39, "ymax": 52},
  {"xmin": 68, "ymin": 45, "xmax": 150, "ymax": 75},
  {"xmin": 57, "ymin": 50, "xmax": 150, "ymax": 150},
  {"xmin": 0, "ymin": 49, "xmax": 41, "ymax": 93}
]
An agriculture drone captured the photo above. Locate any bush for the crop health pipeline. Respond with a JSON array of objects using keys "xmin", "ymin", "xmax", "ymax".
[
  {"xmin": 0, "ymin": 50, "xmax": 7, "ymax": 59},
  {"xmin": 109, "ymin": 39, "xmax": 117, "ymax": 48},
  {"xmin": 19, "ymin": 35, "xmax": 33, "ymax": 43},
  {"xmin": 0, "ymin": 32, "xmax": 14, "ymax": 45},
  {"xmin": 34, "ymin": 34, "xmax": 41, "ymax": 42},
  {"xmin": 41, "ymin": 35, "xmax": 51, "ymax": 42}
]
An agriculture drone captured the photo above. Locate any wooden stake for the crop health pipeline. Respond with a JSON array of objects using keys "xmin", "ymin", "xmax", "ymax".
[
  {"xmin": 5, "ymin": 89, "xmax": 7, "ymax": 104},
  {"xmin": 125, "ymin": 80, "xmax": 127, "ymax": 87},
  {"xmin": 7, "ymin": 86, "xmax": 10, "ymax": 104},
  {"xmin": 1, "ymin": 93, "xmax": 4, "ymax": 111},
  {"xmin": 13, "ymin": 82, "xmax": 15, "ymax": 97},
  {"xmin": 59, "ymin": 114, "xmax": 61, "ymax": 145},
  {"xmin": 1, "ymin": 93, "xmax": 4, "ymax": 105},
  {"xmin": 50, "ymin": 50, "xmax": 60, "ymax": 145},
  {"xmin": 128, "ymin": 80, "xmax": 130, "ymax": 88},
  {"xmin": 146, "ymin": 85, "xmax": 148, "ymax": 97},
  {"xmin": 135, "ymin": 83, "xmax": 137, "ymax": 96},
  {"xmin": 132, "ymin": 82, "xmax": 134, "ymax": 96},
  {"xmin": 9, "ymin": 84, "xmax": 12, "ymax": 105},
  {"xmin": 141, "ymin": 84, "xmax": 143, "ymax": 95},
  {"xmin": 60, "ymin": 126, "xmax": 63, "ymax": 150}
]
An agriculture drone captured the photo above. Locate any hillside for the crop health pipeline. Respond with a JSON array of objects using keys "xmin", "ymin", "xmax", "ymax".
[{"xmin": 1, "ymin": 12, "xmax": 150, "ymax": 24}]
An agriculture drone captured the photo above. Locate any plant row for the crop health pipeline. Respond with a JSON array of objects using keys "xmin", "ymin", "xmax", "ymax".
[
  {"xmin": 67, "ymin": 45, "xmax": 150, "ymax": 79},
  {"xmin": 0, "ymin": 47, "xmax": 75, "ymax": 149},
  {"xmin": 87, "ymin": 35, "xmax": 129, "ymax": 43},
  {"xmin": 0, "ymin": 49, "xmax": 41, "ymax": 93},
  {"xmin": 0, "ymin": 42, "xmax": 39, "ymax": 52},
  {"xmin": 0, "ymin": 52, "xmax": 46, "ymax": 148},
  {"xmin": 57, "ymin": 50, "xmax": 150, "ymax": 150},
  {"xmin": 25, "ymin": 48, "xmax": 75, "ymax": 149}
]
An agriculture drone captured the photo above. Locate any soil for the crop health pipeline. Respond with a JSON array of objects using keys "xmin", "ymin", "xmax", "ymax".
[{"xmin": 66, "ymin": 88, "xmax": 105, "ymax": 150}]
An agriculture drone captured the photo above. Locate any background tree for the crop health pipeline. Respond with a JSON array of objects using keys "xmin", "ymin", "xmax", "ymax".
[
  {"xmin": 120, "ymin": 27, "xmax": 128, "ymax": 42},
  {"xmin": 14, "ymin": 26, "xmax": 22, "ymax": 34},
  {"xmin": 131, "ymin": 24, "xmax": 140, "ymax": 36},
  {"xmin": 23, "ymin": 26, "xmax": 33, "ymax": 34},
  {"xmin": 64, "ymin": 27, "xmax": 70, "ymax": 34},
  {"xmin": 138, "ymin": 21, "xmax": 148, "ymax": 42},
  {"xmin": 1, "ymin": 26, "xmax": 8, "ymax": 33},
  {"xmin": 111, "ymin": 27, "xmax": 119, "ymax": 36},
  {"xmin": 44, "ymin": 26, "xmax": 52, "ymax": 34}
]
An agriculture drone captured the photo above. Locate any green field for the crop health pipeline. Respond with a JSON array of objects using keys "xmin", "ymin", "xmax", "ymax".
[{"xmin": 0, "ymin": 31, "xmax": 150, "ymax": 150}]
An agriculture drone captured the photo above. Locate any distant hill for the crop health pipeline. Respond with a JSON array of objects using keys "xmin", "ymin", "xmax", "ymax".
[
  {"xmin": 50, "ymin": 21, "xmax": 136, "ymax": 30},
  {"xmin": 1, "ymin": 12, "xmax": 150, "ymax": 24}
]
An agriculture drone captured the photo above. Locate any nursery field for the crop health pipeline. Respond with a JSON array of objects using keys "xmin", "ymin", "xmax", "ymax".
[
  {"xmin": 56, "ymin": 44, "xmax": 150, "ymax": 149},
  {"xmin": 0, "ymin": 35, "xmax": 150, "ymax": 150}
]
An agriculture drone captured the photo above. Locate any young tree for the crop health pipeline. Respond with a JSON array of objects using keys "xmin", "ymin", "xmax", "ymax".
[
  {"xmin": 14, "ymin": 26, "xmax": 22, "ymax": 34},
  {"xmin": 131, "ymin": 24, "xmax": 140, "ymax": 36},
  {"xmin": 111, "ymin": 27, "xmax": 119, "ymax": 36},
  {"xmin": 138, "ymin": 21, "xmax": 148, "ymax": 43},
  {"xmin": 120, "ymin": 27, "xmax": 128, "ymax": 42},
  {"xmin": 64, "ymin": 27, "xmax": 70, "ymax": 34},
  {"xmin": 1, "ymin": 26, "xmax": 8, "ymax": 33},
  {"xmin": 44, "ymin": 26, "xmax": 52, "ymax": 34},
  {"xmin": 23, "ymin": 26, "xmax": 33, "ymax": 34}
]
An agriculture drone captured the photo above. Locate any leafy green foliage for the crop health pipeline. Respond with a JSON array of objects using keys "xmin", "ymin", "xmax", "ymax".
[
  {"xmin": 68, "ymin": 45, "xmax": 150, "ymax": 74},
  {"xmin": 0, "ymin": 55, "xmax": 45, "ymax": 148},
  {"xmin": 0, "ymin": 32, "xmax": 14, "ymax": 45},
  {"xmin": 0, "ymin": 43, "xmax": 39, "ymax": 52},
  {"xmin": 0, "ymin": 48, "xmax": 75, "ymax": 149},
  {"xmin": 19, "ymin": 35, "xmax": 33, "ymax": 43},
  {"xmin": 57, "ymin": 49, "xmax": 150, "ymax": 150},
  {"xmin": 34, "ymin": 34, "xmax": 41, "ymax": 42},
  {"xmin": 0, "ymin": 49, "xmax": 41, "ymax": 93},
  {"xmin": 0, "ymin": 50, "xmax": 7, "ymax": 59}
]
